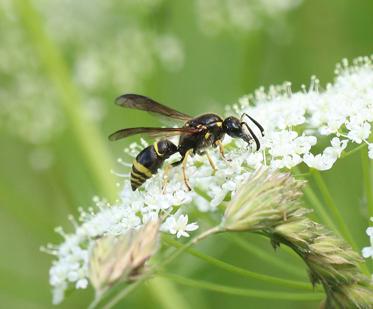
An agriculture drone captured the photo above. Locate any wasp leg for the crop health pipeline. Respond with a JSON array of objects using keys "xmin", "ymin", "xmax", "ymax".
[
  {"xmin": 182, "ymin": 149, "xmax": 193, "ymax": 191},
  {"xmin": 199, "ymin": 151, "xmax": 217, "ymax": 171},
  {"xmin": 161, "ymin": 164, "xmax": 172, "ymax": 194},
  {"xmin": 215, "ymin": 140, "xmax": 231, "ymax": 162}
]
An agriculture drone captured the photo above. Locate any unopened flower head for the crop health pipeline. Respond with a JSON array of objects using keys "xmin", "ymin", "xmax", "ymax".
[
  {"xmin": 222, "ymin": 168, "xmax": 307, "ymax": 231},
  {"xmin": 46, "ymin": 56, "xmax": 373, "ymax": 303},
  {"xmin": 89, "ymin": 220, "xmax": 160, "ymax": 295}
]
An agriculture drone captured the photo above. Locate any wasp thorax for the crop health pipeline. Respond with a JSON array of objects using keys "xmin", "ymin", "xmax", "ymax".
[{"xmin": 157, "ymin": 140, "xmax": 178, "ymax": 158}]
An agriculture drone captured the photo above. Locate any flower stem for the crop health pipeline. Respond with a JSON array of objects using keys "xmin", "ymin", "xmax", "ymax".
[
  {"xmin": 293, "ymin": 169, "xmax": 339, "ymax": 233},
  {"xmin": 162, "ymin": 226, "xmax": 223, "ymax": 266},
  {"xmin": 163, "ymin": 237, "xmax": 318, "ymax": 291},
  {"xmin": 146, "ymin": 278, "xmax": 191, "ymax": 309},
  {"xmin": 310, "ymin": 170, "xmax": 355, "ymax": 246},
  {"xmin": 160, "ymin": 273, "xmax": 325, "ymax": 301},
  {"xmin": 310, "ymin": 169, "xmax": 370, "ymax": 275},
  {"xmin": 361, "ymin": 149, "xmax": 373, "ymax": 218},
  {"xmin": 341, "ymin": 143, "xmax": 367, "ymax": 159},
  {"xmin": 303, "ymin": 185, "xmax": 339, "ymax": 233},
  {"xmin": 14, "ymin": 0, "xmax": 117, "ymax": 201},
  {"xmin": 227, "ymin": 234, "xmax": 305, "ymax": 279}
]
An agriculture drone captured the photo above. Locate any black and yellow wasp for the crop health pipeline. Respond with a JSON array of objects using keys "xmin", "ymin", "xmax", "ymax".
[{"xmin": 109, "ymin": 94, "xmax": 264, "ymax": 191}]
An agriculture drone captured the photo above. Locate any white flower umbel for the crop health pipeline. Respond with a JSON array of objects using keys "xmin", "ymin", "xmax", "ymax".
[
  {"xmin": 46, "ymin": 56, "xmax": 373, "ymax": 303},
  {"xmin": 195, "ymin": 0, "xmax": 303, "ymax": 37}
]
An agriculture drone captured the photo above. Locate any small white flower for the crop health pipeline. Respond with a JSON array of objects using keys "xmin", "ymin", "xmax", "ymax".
[
  {"xmin": 347, "ymin": 122, "xmax": 371, "ymax": 144},
  {"xmin": 161, "ymin": 215, "xmax": 199, "ymax": 238},
  {"xmin": 362, "ymin": 246, "xmax": 373, "ymax": 258},
  {"xmin": 368, "ymin": 144, "xmax": 373, "ymax": 159},
  {"xmin": 366, "ymin": 226, "xmax": 373, "ymax": 237},
  {"xmin": 303, "ymin": 153, "xmax": 336, "ymax": 171},
  {"xmin": 76, "ymin": 278, "xmax": 88, "ymax": 289}
]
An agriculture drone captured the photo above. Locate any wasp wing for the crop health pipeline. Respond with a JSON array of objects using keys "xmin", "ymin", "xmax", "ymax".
[
  {"xmin": 108, "ymin": 127, "xmax": 201, "ymax": 141},
  {"xmin": 115, "ymin": 94, "xmax": 192, "ymax": 121}
]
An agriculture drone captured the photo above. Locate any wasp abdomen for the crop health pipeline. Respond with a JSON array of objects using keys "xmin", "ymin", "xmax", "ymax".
[{"xmin": 130, "ymin": 140, "xmax": 177, "ymax": 191}]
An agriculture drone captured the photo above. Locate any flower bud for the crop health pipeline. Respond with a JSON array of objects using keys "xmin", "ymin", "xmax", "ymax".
[
  {"xmin": 222, "ymin": 167, "xmax": 307, "ymax": 232},
  {"xmin": 89, "ymin": 220, "xmax": 160, "ymax": 294}
]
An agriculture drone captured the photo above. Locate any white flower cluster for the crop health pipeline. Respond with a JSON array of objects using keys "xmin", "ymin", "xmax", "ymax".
[
  {"xmin": 47, "ymin": 56, "xmax": 373, "ymax": 303},
  {"xmin": 195, "ymin": 0, "xmax": 303, "ymax": 36}
]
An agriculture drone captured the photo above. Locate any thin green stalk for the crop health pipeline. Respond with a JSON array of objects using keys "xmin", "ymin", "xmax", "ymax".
[
  {"xmin": 199, "ymin": 212, "xmax": 306, "ymax": 278},
  {"xmin": 14, "ymin": 0, "xmax": 116, "ymax": 201},
  {"xmin": 341, "ymin": 143, "xmax": 367, "ymax": 159},
  {"xmin": 303, "ymin": 185, "xmax": 339, "ymax": 233},
  {"xmin": 90, "ymin": 278, "xmax": 145, "ymax": 309},
  {"xmin": 162, "ymin": 226, "xmax": 223, "ymax": 266},
  {"xmin": 227, "ymin": 234, "xmax": 305, "ymax": 279},
  {"xmin": 143, "ymin": 277, "xmax": 190, "ymax": 309},
  {"xmin": 312, "ymin": 169, "xmax": 370, "ymax": 275},
  {"xmin": 361, "ymin": 149, "xmax": 373, "ymax": 219},
  {"xmin": 164, "ymin": 237, "xmax": 317, "ymax": 291},
  {"xmin": 160, "ymin": 273, "xmax": 325, "ymax": 301},
  {"xmin": 311, "ymin": 170, "xmax": 356, "ymax": 246},
  {"xmin": 293, "ymin": 169, "xmax": 339, "ymax": 233}
]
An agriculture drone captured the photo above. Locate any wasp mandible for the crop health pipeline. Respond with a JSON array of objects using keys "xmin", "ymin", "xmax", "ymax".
[{"xmin": 109, "ymin": 94, "xmax": 264, "ymax": 191}]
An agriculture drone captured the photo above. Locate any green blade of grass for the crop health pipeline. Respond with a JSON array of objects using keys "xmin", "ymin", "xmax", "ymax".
[
  {"xmin": 164, "ymin": 237, "xmax": 318, "ymax": 291},
  {"xmin": 14, "ymin": 0, "xmax": 116, "ymax": 201},
  {"xmin": 226, "ymin": 234, "xmax": 305, "ymax": 279},
  {"xmin": 160, "ymin": 273, "xmax": 325, "ymax": 301}
]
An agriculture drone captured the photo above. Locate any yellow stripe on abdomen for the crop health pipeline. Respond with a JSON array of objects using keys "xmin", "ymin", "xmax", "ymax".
[
  {"xmin": 133, "ymin": 160, "xmax": 152, "ymax": 177},
  {"xmin": 131, "ymin": 171, "xmax": 147, "ymax": 181},
  {"xmin": 153, "ymin": 142, "xmax": 162, "ymax": 156}
]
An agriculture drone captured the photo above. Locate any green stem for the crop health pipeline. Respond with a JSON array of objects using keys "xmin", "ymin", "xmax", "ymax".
[
  {"xmin": 160, "ymin": 273, "xmax": 325, "ymax": 301},
  {"xmin": 227, "ymin": 234, "xmax": 305, "ymax": 279},
  {"xmin": 162, "ymin": 226, "xmax": 223, "ymax": 266},
  {"xmin": 14, "ymin": 0, "xmax": 116, "ymax": 200},
  {"xmin": 361, "ymin": 149, "xmax": 373, "ymax": 219},
  {"xmin": 303, "ymin": 185, "xmax": 339, "ymax": 233},
  {"xmin": 341, "ymin": 143, "xmax": 367, "ymax": 159},
  {"xmin": 311, "ymin": 170, "xmax": 355, "ymax": 245},
  {"xmin": 293, "ymin": 168, "xmax": 338, "ymax": 233},
  {"xmin": 143, "ymin": 278, "xmax": 191, "ymax": 309},
  {"xmin": 311, "ymin": 169, "xmax": 370, "ymax": 275},
  {"xmin": 163, "ymin": 237, "xmax": 317, "ymax": 291}
]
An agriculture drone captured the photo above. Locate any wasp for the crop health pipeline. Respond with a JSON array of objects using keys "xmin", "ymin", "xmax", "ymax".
[{"xmin": 109, "ymin": 94, "xmax": 264, "ymax": 191}]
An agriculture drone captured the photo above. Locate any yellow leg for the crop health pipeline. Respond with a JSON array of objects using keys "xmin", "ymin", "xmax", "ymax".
[
  {"xmin": 161, "ymin": 164, "xmax": 172, "ymax": 194},
  {"xmin": 205, "ymin": 151, "xmax": 217, "ymax": 171},
  {"xmin": 216, "ymin": 140, "xmax": 231, "ymax": 162},
  {"xmin": 182, "ymin": 149, "xmax": 193, "ymax": 191}
]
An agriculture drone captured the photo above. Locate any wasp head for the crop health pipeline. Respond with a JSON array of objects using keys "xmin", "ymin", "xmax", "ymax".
[{"xmin": 223, "ymin": 115, "xmax": 264, "ymax": 151}]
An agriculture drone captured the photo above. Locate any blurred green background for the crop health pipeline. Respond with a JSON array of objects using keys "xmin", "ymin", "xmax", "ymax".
[{"xmin": 1, "ymin": 0, "xmax": 373, "ymax": 308}]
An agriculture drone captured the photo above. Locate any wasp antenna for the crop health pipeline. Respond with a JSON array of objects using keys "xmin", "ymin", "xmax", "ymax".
[
  {"xmin": 242, "ymin": 122, "xmax": 260, "ymax": 151},
  {"xmin": 241, "ymin": 113, "xmax": 264, "ymax": 136}
]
